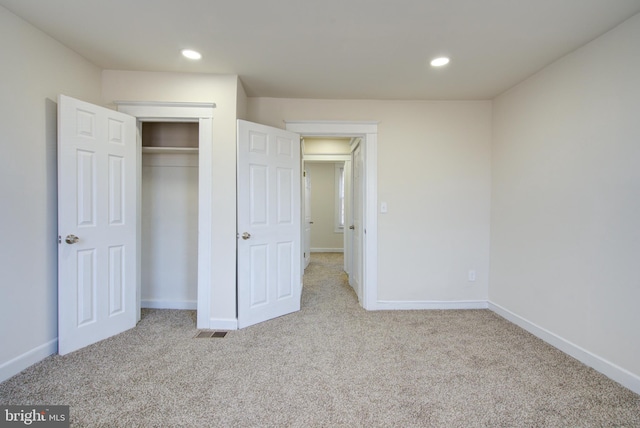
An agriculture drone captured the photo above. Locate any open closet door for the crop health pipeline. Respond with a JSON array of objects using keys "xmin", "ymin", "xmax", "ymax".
[
  {"xmin": 237, "ymin": 120, "xmax": 301, "ymax": 329},
  {"xmin": 57, "ymin": 95, "xmax": 137, "ymax": 355}
]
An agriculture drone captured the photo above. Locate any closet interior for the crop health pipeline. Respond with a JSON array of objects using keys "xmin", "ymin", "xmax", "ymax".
[{"xmin": 141, "ymin": 122, "xmax": 199, "ymax": 310}]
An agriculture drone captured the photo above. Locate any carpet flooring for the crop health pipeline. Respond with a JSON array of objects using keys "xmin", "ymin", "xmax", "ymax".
[{"xmin": 1, "ymin": 253, "xmax": 639, "ymax": 427}]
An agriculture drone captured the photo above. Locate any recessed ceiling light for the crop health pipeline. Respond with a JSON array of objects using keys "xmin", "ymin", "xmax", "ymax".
[
  {"xmin": 430, "ymin": 57, "xmax": 450, "ymax": 67},
  {"xmin": 181, "ymin": 49, "xmax": 202, "ymax": 60}
]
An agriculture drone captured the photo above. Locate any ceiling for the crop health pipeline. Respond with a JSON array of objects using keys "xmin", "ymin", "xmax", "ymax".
[{"xmin": 2, "ymin": 0, "xmax": 640, "ymax": 100}]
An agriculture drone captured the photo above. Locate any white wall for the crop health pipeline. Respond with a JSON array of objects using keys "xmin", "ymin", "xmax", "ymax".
[
  {"xmin": 248, "ymin": 99, "xmax": 492, "ymax": 305},
  {"xmin": 490, "ymin": 13, "xmax": 640, "ymax": 388},
  {"xmin": 306, "ymin": 163, "xmax": 344, "ymax": 251},
  {"xmin": 102, "ymin": 71, "xmax": 242, "ymax": 327},
  {"xmin": 237, "ymin": 79, "xmax": 248, "ymax": 120},
  {"xmin": 0, "ymin": 6, "xmax": 103, "ymax": 381},
  {"xmin": 305, "ymin": 138, "xmax": 352, "ymax": 155}
]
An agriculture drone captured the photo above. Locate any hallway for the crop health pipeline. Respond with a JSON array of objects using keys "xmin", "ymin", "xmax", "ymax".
[{"xmin": 302, "ymin": 252, "xmax": 358, "ymax": 311}]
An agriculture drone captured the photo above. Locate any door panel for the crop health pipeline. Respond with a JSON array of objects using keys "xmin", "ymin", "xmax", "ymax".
[
  {"xmin": 108, "ymin": 245, "xmax": 125, "ymax": 314},
  {"xmin": 58, "ymin": 95, "xmax": 137, "ymax": 355},
  {"xmin": 77, "ymin": 249, "xmax": 97, "ymax": 326},
  {"xmin": 237, "ymin": 120, "xmax": 301, "ymax": 329},
  {"xmin": 108, "ymin": 155, "xmax": 125, "ymax": 225}
]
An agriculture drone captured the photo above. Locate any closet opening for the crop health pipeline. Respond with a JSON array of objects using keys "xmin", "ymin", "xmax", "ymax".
[{"xmin": 140, "ymin": 122, "xmax": 199, "ymax": 310}]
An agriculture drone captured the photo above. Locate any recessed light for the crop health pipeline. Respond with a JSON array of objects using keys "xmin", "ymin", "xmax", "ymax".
[
  {"xmin": 430, "ymin": 57, "xmax": 450, "ymax": 67},
  {"xmin": 181, "ymin": 49, "xmax": 202, "ymax": 60}
]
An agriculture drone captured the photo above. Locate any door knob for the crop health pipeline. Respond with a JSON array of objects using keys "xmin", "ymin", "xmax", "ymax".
[
  {"xmin": 65, "ymin": 234, "xmax": 80, "ymax": 244},
  {"xmin": 241, "ymin": 232, "xmax": 251, "ymax": 240},
  {"xmin": 349, "ymin": 225, "xmax": 355, "ymax": 230}
]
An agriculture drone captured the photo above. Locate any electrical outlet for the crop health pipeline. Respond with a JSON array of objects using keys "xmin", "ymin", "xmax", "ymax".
[{"xmin": 468, "ymin": 270, "xmax": 476, "ymax": 282}]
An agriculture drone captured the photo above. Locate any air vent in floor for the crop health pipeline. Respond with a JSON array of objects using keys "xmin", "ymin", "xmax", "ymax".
[{"xmin": 195, "ymin": 330, "xmax": 228, "ymax": 338}]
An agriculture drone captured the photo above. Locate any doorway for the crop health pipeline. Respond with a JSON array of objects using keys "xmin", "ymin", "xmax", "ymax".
[
  {"xmin": 301, "ymin": 137, "xmax": 354, "ymax": 297},
  {"xmin": 287, "ymin": 121, "xmax": 378, "ymax": 310},
  {"xmin": 304, "ymin": 161, "xmax": 346, "ymax": 253}
]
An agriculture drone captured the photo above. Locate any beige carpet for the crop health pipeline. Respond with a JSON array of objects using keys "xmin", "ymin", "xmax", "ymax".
[{"xmin": 1, "ymin": 253, "xmax": 639, "ymax": 427}]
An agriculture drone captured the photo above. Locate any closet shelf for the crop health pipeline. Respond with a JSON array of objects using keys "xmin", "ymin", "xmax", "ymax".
[{"xmin": 142, "ymin": 147, "xmax": 199, "ymax": 154}]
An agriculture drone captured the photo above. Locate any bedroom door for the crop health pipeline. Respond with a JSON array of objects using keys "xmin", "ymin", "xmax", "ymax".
[
  {"xmin": 303, "ymin": 168, "xmax": 312, "ymax": 269},
  {"xmin": 350, "ymin": 143, "xmax": 364, "ymax": 299},
  {"xmin": 237, "ymin": 120, "xmax": 301, "ymax": 328}
]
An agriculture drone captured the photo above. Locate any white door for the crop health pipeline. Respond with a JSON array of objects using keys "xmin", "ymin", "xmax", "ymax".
[
  {"xmin": 303, "ymin": 169, "xmax": 312, "ymax": 269},
  {"xmin": 237, "ymin": 120, "xmax": 301, "ymax": 329},
  {"xmin": 58, "ymin": 95, "xmax": 137, "ymax": 355},
  {"xmin": 350, "ymin": 143, "xmax": 364, "ymax": 298},
  {"xmin": 342, "ymin": 159, "xmax": 352, "ymax": 275}
]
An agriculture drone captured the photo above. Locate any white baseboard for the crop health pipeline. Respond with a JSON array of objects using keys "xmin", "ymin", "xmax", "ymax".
[
  {"xmin": 310, "ymin": 248, "xmax": 344, "ymax": 253},
  {"xmin": 209, "ymin": 318, "xmax": 238, "ymax": 330},
  {"xmin": 374, "ymin": 300, "xmax": 489, "ymax": 310},
  {"xmin": 141, "ymin": 299, "xmax": 197, "ymax": 310},
  {"xmin": 489, "ymin": 301, "xmax": 640, "ymax": 395},
  {"xmin": 0, "ymin": 339, "xmax": 58, "ymax": 383}
]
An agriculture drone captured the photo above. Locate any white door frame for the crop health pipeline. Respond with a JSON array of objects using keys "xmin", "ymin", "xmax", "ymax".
[
  {"xmin": 115, "ymin": 101, "xmax": 215, "ymax": 328},
  {"xmin": 285, "ymin": 121, "xmax": 378, "ymax": 310}
]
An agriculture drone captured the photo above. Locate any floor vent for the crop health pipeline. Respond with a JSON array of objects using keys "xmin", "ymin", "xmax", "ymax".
[{"xmin": 195, "ymin": 330, "xmax": 228, "ymax": 339}]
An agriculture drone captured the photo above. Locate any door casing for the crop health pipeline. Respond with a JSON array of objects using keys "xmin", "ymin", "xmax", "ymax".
[{"xmin": 115, "ymin": 102, "xmax": 215, "ymax": 328}]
